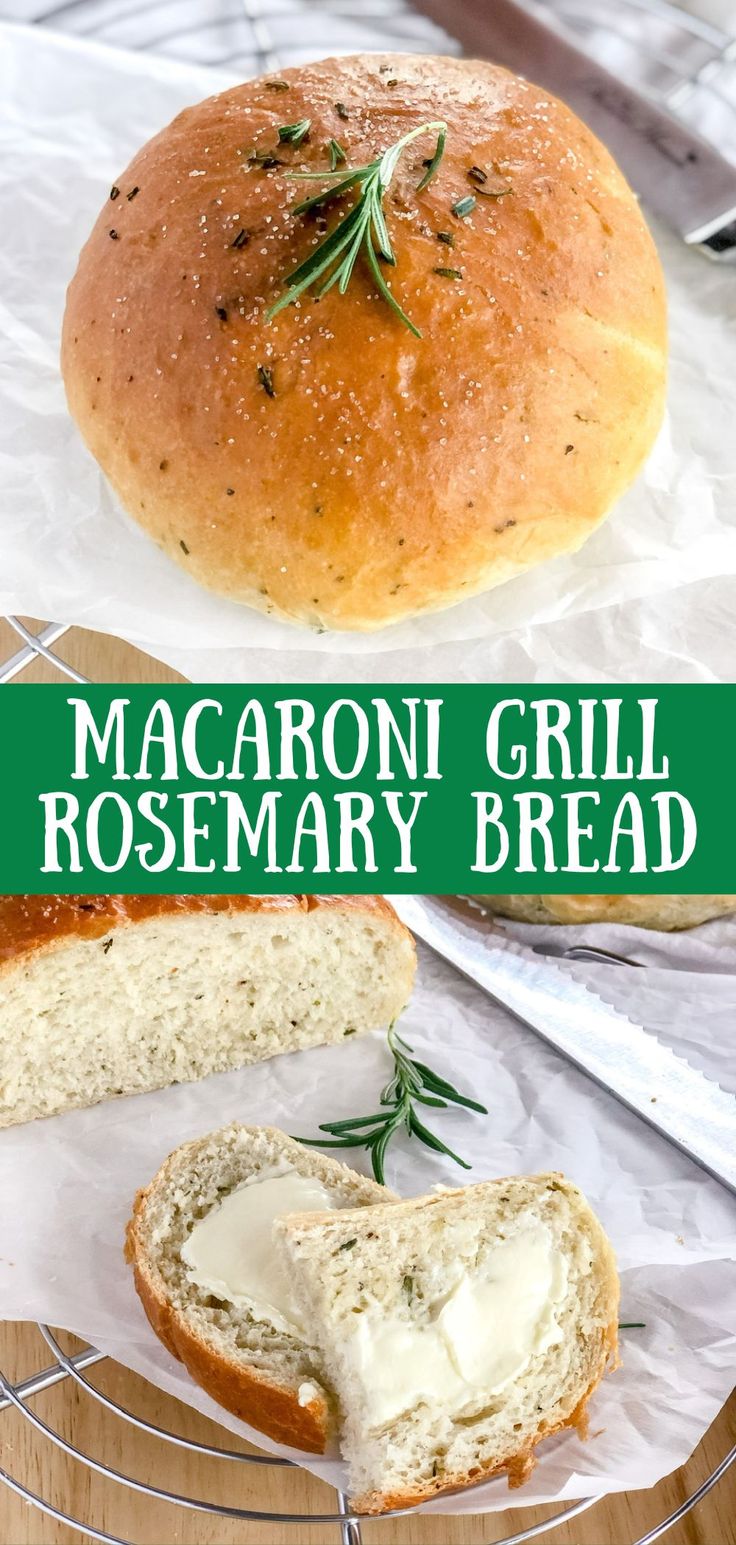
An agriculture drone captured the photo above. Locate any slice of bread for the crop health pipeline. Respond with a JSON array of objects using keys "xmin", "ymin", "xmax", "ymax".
[
  {"xmin": 125, "ymin": 1123, "xmax": 395, "ymax": 1451},
  {"xmin": 276, "ymin": 1174, "xmax": 619, "ymax": 1511},
  {"xmin": 0, "ymin": 894, "xmax": 415, "ymax": 1126}
]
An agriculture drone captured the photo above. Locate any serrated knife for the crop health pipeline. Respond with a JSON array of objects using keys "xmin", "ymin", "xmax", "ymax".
[
  {"xmin": 414, "ymin": 0, "xmax": 736, "ymax": 256},
  {"xmin": 388, "ymin": 895, "xmax": 736, "ymax": 1195}
]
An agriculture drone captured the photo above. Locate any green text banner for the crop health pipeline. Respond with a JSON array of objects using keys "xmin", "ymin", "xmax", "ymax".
[{"xmin": 0, "ymin": 685, "xmax": 732, "ymax": 893}]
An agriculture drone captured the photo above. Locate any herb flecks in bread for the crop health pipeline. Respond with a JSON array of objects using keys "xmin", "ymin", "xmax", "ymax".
[
  {"xmin": 276, "ymin": 1173, "xmax": 619, "ymax": 1511},
  {"xmin": 0, "ymin": 894, "xmax": 415, "ymax": 1127},
  {"xmin": 61, "ymin": 53, "xmax": 667, "ymax": 631},
  {"xmin": 125, "ymin": 1124, "xmax": 397, "ymax": 1451}
]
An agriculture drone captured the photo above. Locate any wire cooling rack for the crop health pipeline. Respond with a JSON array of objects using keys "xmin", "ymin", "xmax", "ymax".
[
  {"xmin": 0, "ymin": 1323, "xmax": 734, "ymax": 1544},
  {"xmin": 1, "ymin": 1, "xmax": 736, "ymax": 1540}
]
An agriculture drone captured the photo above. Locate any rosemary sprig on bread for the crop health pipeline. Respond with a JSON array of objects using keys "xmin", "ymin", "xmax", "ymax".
[
  {"xmin": 298, "ymin": 1021, "xmax": 487, "ymax": 1182},
  {"xmin": 267, "ymin": 121, "xmax": 447, "ymax": 336}
]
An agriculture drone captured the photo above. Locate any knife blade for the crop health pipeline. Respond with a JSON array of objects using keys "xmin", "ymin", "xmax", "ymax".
[
  {"xmin": 414, "ymin": 0, "xmax": 736, "ymax": 255},
  {"xmin": 389, "ymin": 895, "xmax": 736, "ymax": 1195}
]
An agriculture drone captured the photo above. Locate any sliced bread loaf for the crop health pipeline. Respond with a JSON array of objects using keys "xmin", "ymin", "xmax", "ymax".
[
  {"xmin": 125, "ymin": 1123, "xmax": 396, "ymax": 1451},
  {"xmin": 0, "ymin": 894, "xmax": 415, "ymax": 1126},
  {"xmin": 276, "ymin": 1174, "xmax": 619, "ymax": 1511}
]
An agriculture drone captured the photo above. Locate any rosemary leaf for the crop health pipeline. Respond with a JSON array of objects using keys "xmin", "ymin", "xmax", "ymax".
[
  {"xmin": 410, "ymin": 1061, "xmax": 488, "ymax": 1113},
  {"xmin": 298, "ymin": 1135, "xmax": 370, "ymax": 1150},
  {"xmin": 267, "ymin": 120, "xmax": 447, "ymax": 335},
  {"xmin": 452, "ymin": 194, "xmax": 476, "ymax": 218},
  {"xmin": 318, "ymin": 1122, "xmax": 389, "ymax": 1144},
  {"xmin": 365, "ymin": 237, "xmax": 422, "ymax": 339},
  {"xmin": 278, "ymin": 118, "xmax": 311, "ymax": 146},
  {"xmin": 467, "ymin": 166, "xmax": 512, "ymax": 198},
  {"xmin": 370, "ymin": 194, "xmax": 395, "ymax": 264},
  {"xmin": 290, "ymin": 167, "xmax": 371, "ymax": 216},
  {"xmin": 430, "ymin": 1088, "xmax": 486, "ymax": 1113},
  {"xmin": 248, "ymin": 150, "xmax": 284, "ymax": 170},
  {"xmin": 319, "ymin": 1112, "xmax": 392, "ymax": 1133},
  {"xmin": 408, "ymin": 1110, "xmax": 472, "ymax": 1168},
  {"xmin": 268, "ymin": 201, "xmax": 367, "ymax": 315},
  {"xmin": 416, "ymin": 125, "xmax": 446, "ymax": 191},
  {"xmin": 295, "ymin": 1021, "xmax": 485, "ymax": 1183},
  {"xmin": 256, "ymin": 363, "xmax": 275, "ymax": 396},
  {"xmin": 372, "ymin": 1123, "xmax": 394, "ymax": 1186}
]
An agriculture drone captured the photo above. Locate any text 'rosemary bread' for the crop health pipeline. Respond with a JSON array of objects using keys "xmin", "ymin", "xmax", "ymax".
[
  {"xmin": 276, "ymin": 1173, "xmax": 619, "ymax": 1511},
  {"xmin": 62, "ymin": 53, "xmax": 666, "ymax": 631},
  {"xmin": 126, "ymin": 1124, "xmax": 396, "ymax": 1450},
  {"xmin": 0, "ymin": 894, "xmax": 415, "ymax": 1126}
]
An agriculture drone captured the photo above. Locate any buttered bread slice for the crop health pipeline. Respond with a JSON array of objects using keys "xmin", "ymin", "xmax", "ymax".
[
  {"xmin": 275, "ymin": 1173, "xmax": 619, "ymax": 1511},
  {"xmin": 126, "ymin": 1124, "xmax": 396, "ymax": 1451}
]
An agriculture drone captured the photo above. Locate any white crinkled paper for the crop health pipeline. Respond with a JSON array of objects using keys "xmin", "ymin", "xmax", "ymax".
[
  {"xmin": 486, "ymin": 908, "xmax": 736, "ymax": 975},
  {"xmin": 1, "ymin": 23, "xmax": 736, "ymax": 683},
  {"xmin": 0, "ymin": 925, "xmax": 735, "ymax": 1516}
]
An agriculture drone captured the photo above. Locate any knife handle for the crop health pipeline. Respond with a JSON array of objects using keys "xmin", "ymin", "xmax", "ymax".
[{"xmin": 415, "ymin": 0, "xmax": 736, "ymax": 250}]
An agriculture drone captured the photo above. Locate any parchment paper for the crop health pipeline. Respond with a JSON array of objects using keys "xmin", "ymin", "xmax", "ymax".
[
  {"xmin": 1, "ymin": 22, "xmax": 735, "ymax": 683},
  {"xmin": 480, "ymin": 908, "xmax": 736, "ymax": 974},
  {"xmin": 1, "ymin": 929, "xmax": 734, "ymax": 1516}
]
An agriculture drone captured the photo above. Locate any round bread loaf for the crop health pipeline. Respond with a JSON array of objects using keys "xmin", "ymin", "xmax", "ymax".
[
  {"xmin": 476, "ymin": 895, "xmax": 736, "ymax": 931},
  {"xmin": 62, "ymin": 53, "xmax": 667, "ymax": 631}
]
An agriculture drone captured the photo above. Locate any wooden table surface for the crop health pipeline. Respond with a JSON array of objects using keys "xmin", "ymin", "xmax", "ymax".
[{"xmin": 1, "ymin": 617, "xmax": 735, "ymax": 1545}]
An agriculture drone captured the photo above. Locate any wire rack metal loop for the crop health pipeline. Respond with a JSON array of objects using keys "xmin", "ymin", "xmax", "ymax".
[
  {"xmin": 1, "ymin": 1325, "xmax": 734, "ymax": 1544},
  {"xmin": 0, "ymin": 1326, "xmax": 614, "ymax": 1543},
  {"xmin": 37, "ymin": 1323, "xmax": 291, "ymax": 1464}
]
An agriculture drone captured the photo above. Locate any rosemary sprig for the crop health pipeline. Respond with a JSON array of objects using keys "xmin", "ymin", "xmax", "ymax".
[
  {"xmin": 296, "ymin": 1021, "xmax": 487, "ymax": 1184},
  {"xmin": 266, "ymin": 120, "xmax": 447, "ymax": 338}
]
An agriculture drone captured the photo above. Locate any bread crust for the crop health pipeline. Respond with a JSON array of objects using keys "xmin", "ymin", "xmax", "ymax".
[
  {"xmin": 125, "ymin": 1125, "xmax": 397, "ymax": 1453},
  {"xmin": 61, "ymin": 52, "xmax": 666, "ymax": 631},
  {"xmin": 279, "ymin": 1172, "xmax": 620, "ymax": 1513},
  {"xmin": 477, "ymin": 893, "xmax": 736, "ymax": 932},
  {"xmin": 352, "ymin": 1329, "xmax": 618, "ymax": 1513},
  {"xmin": 0, "ymin": 892, "xmax": 411, "ymax": 967},
  {"xmin": 125, "ymin": 1188, "xmax": 330, "ymax": 1451}
]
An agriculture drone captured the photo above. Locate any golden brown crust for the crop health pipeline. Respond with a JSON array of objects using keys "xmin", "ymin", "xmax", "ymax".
[
  {"xmin": 125, "ymin": 1187, "xmax": 329, "ymax": 1451},
  {"xmin": 479, "ymin": 893, "xmax": 736, "ymax": 931},
  {"xmin": 0, "ymin": 892, "xmax": 411, "ymax": 966},
  {"xmin": 283, "ymin": 1172, "xmax": 620, "ymax": 1514},
  {"xmin": 353, "ymin": 1320, "xmax": 619, "ymax": 1513},
  {"xmin": 62, "ymin": 52, "xmax": 666, "ymax": 631}
]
